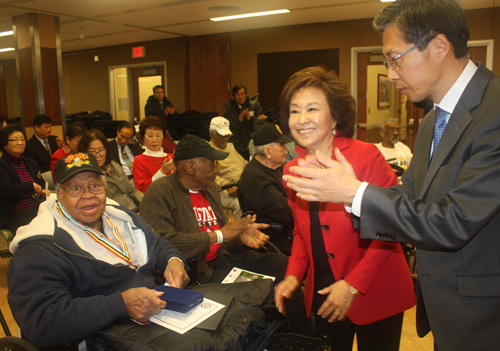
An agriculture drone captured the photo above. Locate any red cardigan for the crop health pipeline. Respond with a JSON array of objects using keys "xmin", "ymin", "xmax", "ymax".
[
  {"xmin": 284, "ymin": 137, "xmax": 415, "ymax": 325},
  {"xmin": 133, "ymin": 153, "xmax": 173, "ymax": 193}
]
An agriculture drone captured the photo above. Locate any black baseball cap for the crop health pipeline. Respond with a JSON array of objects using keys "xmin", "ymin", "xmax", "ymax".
[
  {"xmin": 54, "ymin": 153, "xmax": 104, "ymax": 184},
  {"xmin": 251, "ymin": 123, "xmax": 293, "ymax": 146},
  {"xmin": 174, "ymin": 134, "xmax": 229, "ymax": 162}
]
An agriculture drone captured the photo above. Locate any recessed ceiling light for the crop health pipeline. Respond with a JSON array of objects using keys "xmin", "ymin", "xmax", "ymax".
[
  {"xmin": 0, "ymin": 30, "xmax": 14, "ymax": 37},
  {"xmin": 210, "ymin": 9, "xmax": 290, "ymax": 22},
  {"xmin": 0, "ymin": 48, "xmax": 15, "ymax": 52},
  {"xmin": 208, "ymin": 6, "xmax": 242, "ymax": 13},
  {"xmin": 380, "ymin": 0, "xmax": 396, "ymax": 2}
]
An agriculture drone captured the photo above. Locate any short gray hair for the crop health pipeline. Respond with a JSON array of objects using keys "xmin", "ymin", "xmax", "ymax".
[
  {"xmin": 254, "ymin": 142, "xmax": 274, "ymax": 156},
  {"xmin": 380, "ymin": 119, "xmax": 399, "ymax": 130}
]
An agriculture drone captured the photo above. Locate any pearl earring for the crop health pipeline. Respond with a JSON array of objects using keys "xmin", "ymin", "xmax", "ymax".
[{"xmin": 332, "ymin": 128, "xmax": 337, "ymax": 136}]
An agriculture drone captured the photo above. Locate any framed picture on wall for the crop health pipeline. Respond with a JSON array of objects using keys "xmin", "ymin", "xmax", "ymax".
[{"xmin": 377, "ymin": 74, "xmax": 391, "ymax": 109}]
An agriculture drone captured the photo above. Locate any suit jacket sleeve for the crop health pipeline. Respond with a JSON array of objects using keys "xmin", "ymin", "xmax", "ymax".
[{"xmin": 359, "ymin": 80, "xmax": 500, "ymax": 250}]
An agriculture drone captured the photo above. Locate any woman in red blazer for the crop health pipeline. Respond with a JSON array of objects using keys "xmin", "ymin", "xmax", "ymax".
[{"xmin": 275, "ymin": 66, "xmax": 415, "ymax": 351}]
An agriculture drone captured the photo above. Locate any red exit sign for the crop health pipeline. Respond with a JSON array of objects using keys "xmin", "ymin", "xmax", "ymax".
[{"xmin": 132, "ymin": 46, "xmax": 146, "ymax": 59}]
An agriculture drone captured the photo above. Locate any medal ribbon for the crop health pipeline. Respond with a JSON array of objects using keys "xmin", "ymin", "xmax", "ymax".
[{"xmin": 56, "ymin": 202, "xmax": 133, "ymax": 266}]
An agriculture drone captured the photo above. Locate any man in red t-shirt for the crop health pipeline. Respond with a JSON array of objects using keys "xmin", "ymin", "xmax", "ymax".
[{"xmin": 141, "ymin": 134, "xmax": 288, "ymax": 285}]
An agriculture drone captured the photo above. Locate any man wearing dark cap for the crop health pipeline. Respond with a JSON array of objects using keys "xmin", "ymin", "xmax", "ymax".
[
  {"xmin": 237, "ymin": 124, "xmax": 295, "ymax": 255},
  {"xmin": 7, "ymin": 153, "xmax": 188, "ymax": 349},
  {"xmin": 141, "ymin": 134, "xmax": 288, "ymax": 284}
]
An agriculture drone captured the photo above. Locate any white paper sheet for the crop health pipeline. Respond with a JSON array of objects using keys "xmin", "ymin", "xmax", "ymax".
[
  {"xmin": 221, "ymin": 267, "xmax": 275, "ymax": 284},
  {"xmin": 150, "ymin": 298, "xmax": 225, "ymax": 334}
]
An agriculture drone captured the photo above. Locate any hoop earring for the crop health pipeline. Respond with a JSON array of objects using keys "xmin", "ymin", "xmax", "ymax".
[{"xmin": 332, "ymin": 128, "xmax": 337, "ymax": 136}]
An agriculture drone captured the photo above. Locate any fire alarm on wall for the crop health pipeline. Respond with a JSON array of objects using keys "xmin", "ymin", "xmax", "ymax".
[{"xmin": 132, "ymin": 46, "xmax": 146, "ymax": 59}]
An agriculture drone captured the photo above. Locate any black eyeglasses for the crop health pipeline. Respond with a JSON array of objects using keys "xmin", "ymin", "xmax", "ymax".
[
  {"xmin": 60, "ymin": 183, "xmax": 105, "ymax": 197},
  {"xmin": 384, "ymin": 36, "xmax": 436, "ymax": 70},
  {"xmin": 89, "ymin": 148, "xmax": 107, "ymax": 156}
]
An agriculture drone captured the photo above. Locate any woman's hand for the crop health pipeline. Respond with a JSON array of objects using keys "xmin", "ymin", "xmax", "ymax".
[
  {"xmin": 161, "ymin": 159, "xmax": 175, "ymax": 175},
  {"xmin": 33, "ymin": 183, "xmax": 42, "ymax": 194},
  {"xmin": 316, "ymin": 280, "xmax": 356, "ymax": 323},
  {"xmin": 274, "ymin": 275, "xmax": 300, "ymax": 315}
]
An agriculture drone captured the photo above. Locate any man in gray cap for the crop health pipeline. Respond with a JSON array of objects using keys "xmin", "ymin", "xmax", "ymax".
[
  {"xmin": 141, "ymin": 134, "xmax": 288, "ymax": 284},
  {"xmin": 237, "ymin": 124, "xmax": 295, "ymax": 255},
  {"xmin": 8, "ymin": 153, "xmax": 188, "ymax": 349}
]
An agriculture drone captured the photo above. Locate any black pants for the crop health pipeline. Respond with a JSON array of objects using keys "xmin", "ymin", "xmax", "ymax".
[
  {"xmin": 4, "ymin": 207, "xmax": 39, "ymax": 235},
  {"xmin": 313, "ymin": 294, "xmax": 404, "ymax": 351}
]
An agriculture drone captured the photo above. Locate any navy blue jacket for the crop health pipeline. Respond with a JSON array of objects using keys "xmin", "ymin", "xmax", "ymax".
[{"xmin": 7, "ymin": 204, "xmax": 185, "ymax": 348}]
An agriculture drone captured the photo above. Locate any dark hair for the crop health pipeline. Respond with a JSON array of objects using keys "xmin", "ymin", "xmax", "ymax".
[
  {"xmin": 64, "ymin": 122, "xmax": 87, "ymax": 143},
  {"xmin": 0, "ymin": 116, "xmax": 7, "ymax": 129},
  {"xmin": 33, "ymin": 114, "xmax": 52, "ymax": 128},
  {"xmin": 0, "ymin": 124, "xmax": 25, "ymax": 153},
  {"xmin": 280, "ymin": 66, "xmax": 356, "ymax": 138},
  {"xmin": 139, "ymin": 116, "xmax": 166, "ymax": 140},
  {"xmin": 373, "ymin": 0, "xmax": 469, "ymax": 59},
  {"xmin": 231, "ymin": 84, "xmax": 247, "ymax": 97},
  {"xmin": 117, "ymin": 121, "xmax": 134, "ymax": 132},
  {"xmin": 153, "ymin": 85, "xmax": 165, "ymax": 94},
  {"xmin": 77, "ymin": 129, "xmax": 111, "ymax": 168}
]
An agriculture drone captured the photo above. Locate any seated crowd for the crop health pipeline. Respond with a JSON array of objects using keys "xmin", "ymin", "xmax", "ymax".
[{"xmin": 3, "ymin": 75, "xmax": 415, "ymax": 351}]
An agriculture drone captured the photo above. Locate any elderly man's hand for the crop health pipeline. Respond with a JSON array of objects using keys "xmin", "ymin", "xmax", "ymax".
[
  {"xmin": 239, "ymin": 223, "xmax": 269, "ymax": 249},
  {"xmin": 227, "ymin": 186, "xmax": 238, "ymax": 198},
  {"xmin": 164, "ymin": 258, "xmax": 189, "ymax": 288},
  {"xmin": 219, "ymin": 215, "xmax": 256, "ymax": 242},
  {"xmin": 283, "ymin": 149, "xmax": 361, "ymax": 204},
  {"xmin": 121, "ymin": 287, "xmax": 166, "ymax": 322}
]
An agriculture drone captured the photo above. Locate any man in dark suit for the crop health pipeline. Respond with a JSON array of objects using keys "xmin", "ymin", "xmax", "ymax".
[
  {"xmin": 24, "ymin": 114, "xmax": 63, "ymax": 173},
  {"xmin": 109, "ymin": 122, "xmax": 143, "ymax": 180},
  {"xmin": 282, "ymin": 0, "xmax": 500, "ymax": 350}
]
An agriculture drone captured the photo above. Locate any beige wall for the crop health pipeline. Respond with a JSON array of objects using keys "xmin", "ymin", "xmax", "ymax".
[
  {"xmin": 62, "ymin": 36, "xmax": 187, "ymax": 115},
  {"xmin": 229, "ymin": 18, "xmax": 380, "ymax": 97},
  {"xmin": 1, "ymin": 7, "xmax": 500, "ymax": 119}
]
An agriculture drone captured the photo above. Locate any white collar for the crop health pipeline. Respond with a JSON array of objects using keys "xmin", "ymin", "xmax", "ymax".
[
  {"xmin": 143, "ymin": 147, "xmax": 166, "ymax": 157},
  {"xmin": 435, "ymin": 60, "xmax": 477, "ymax": 114},
  {"xmin": 115, "ymin": 138, "xmax": 129, "ymax": 151},
  {"xmin": 34, "ymin": 133, "xmax": 47, "ymax": 144}
]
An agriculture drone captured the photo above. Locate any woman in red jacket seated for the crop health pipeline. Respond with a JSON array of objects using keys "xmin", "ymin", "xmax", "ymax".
[
  {"xmin": 50, "ymin": 122, "xmax": 87, "ymax": 179},
  {"xmin": 275, "ymin": 66, "xmax": 415, "ymax": 351},
  {"xmin": 132, "ymin": 116, "xmax": 174, "ymax": 193}
]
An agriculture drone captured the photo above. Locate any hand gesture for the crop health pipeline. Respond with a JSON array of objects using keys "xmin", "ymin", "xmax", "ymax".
[
  {"xmin": 283, "ymin": 148, "xmax": 361, "ymax": 203},
  {"xmin": 164, "ymin": 258, "xmax": 189, "ymax": 288},
  {"xmin": 55, "ymin": 137, "xmax": 64, "ymax": 149},
  {"xmin": 121, "ymin": 287, "xmax": 166, "ymax": 322},
  {"xmin": 161, "ymin": 158, "xmax": 175, "ymax": 175},
  {"xmin": 227, "ymin": 186, "xmax": 238, "ymax": 198},
  {"xmin": 316, "ymin": 280, "xmax": 356, "ymax": 323},
  {"xmin": 274, "ymin": 275, "xmax": 300, "ymax": 315},
  {"xmin": 164, "ymin": 105, "xmax": 177, "ymax": 115},
  {"xmin": 220, "ymin": 214, "xmax": 256, "ymax": 242},
  {"xmin": 33, "ymin": 183, "xmax": 42, "ymax": 194},
  {"xmin": 239, "ymin": 223, "xmax": 269, "ymax": 249}
]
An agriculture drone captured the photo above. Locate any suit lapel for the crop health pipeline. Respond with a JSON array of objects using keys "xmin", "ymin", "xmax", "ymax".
[
  {"xmin": 32, "ymin": 136, "xmax": 49, "ymax": 155},
  {"xmin": 418, "ymin": 63, "xmax": 491, "ymax": 198},
  {"xmin": 110, "ymin": 141, "xmax": 120, "ymax": 161}
]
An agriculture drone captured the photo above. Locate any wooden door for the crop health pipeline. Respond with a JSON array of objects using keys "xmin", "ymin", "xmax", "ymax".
[
  {"xmin": 187, "ymin": 34, "xmax": 231, "ymax": 115},
  {"xmin": 131, "ymin": 65, "xmax": 165, "ymax": 120}
]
